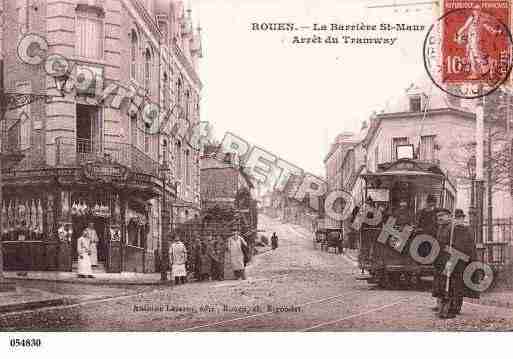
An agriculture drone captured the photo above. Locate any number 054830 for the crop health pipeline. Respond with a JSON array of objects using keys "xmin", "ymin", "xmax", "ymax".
[{"xmin": 9, "ymin": 338, "xmax": 42, "ymax": 348}]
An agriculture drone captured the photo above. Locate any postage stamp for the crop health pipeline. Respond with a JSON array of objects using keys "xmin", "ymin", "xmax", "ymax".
[{"xmin": 424, "ymin": 0, "xmax": 513, "ymax": 98}]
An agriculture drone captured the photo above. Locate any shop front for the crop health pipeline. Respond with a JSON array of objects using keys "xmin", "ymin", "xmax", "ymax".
[{"xmin": 1, "ymin": 158, "xmax": 163, "ymax": 273}]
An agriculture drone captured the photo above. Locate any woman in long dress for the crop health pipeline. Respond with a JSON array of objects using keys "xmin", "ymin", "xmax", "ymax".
[
  {"xmin": 77, "ymin": 229, "xmax": 94, "ymax": 278},
  {"xmin": 86, "ymin": 222, "xmax": 99, "ymax": 267},
  {"xmin": 228, "ymin": 231, "xmax": 247, "ymax": 280},
  {"xmin": 169, "ymin": 237, "xmax": 187, "ymax": 285}
]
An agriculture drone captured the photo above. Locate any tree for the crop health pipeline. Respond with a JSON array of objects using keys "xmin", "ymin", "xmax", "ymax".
[{"xmin": 448, "ymin": 87, "xmax": 513, "ymax": 194}]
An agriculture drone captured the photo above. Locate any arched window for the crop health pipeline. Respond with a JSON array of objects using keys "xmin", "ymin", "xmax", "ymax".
[
  {"xmin": 176, "ymin": 141, "xmax": 182, "ymax": 182},
  {"xmin": 176, "ymin": 76, "xmax": 183, "ymax": 108},
  {"xmin": 163, "ymin": 72, "xmax": 169, "ymax": 109},
  {"xmin": 185, "ymin": 90, "xmax": 190, "ymax": 121},
  {"xmin": 144, "ymin": 48, "xmax": 152, "ymax": 94},
  {"xmin": 185, "ymin": 149, "xmax": 190, "ymax": 186},
  {"xmin": 19, "ymin": 112, "xmax": 30, "ymax": 150},
  {"xmin": 130, "ymin": 30, "xmax": 138, "ymax": 80}
]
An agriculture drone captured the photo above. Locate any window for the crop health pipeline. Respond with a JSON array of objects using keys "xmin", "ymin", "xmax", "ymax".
[
  {"xmin": 76, "ymin": 10, "xmax": 103, "ymax": 59},
  {"xmin": 144, "ymin": 48, "xmax": 152, "ymax": 94},
  {"xmin": 185, "ymin": 150, "xmax": 190, "ymax": 186},
  {"xmin": 392, "ymin": 137, "xmax": 409, "ymax": 161},
  {"xmin": 130, "ymin": 30, "xmax": 138, "ymax": 80},
  {"xmin": 374, "ymin": 145, "xmax": 379, "ymax": 169},
  {"xmin": 420, "ymin": 135, "xmax": 436, "ymax": 162},
  {"xmin": 185, "ymin": 90, "xmax": 190, "ymax": 121},
  {"xmin": 409, "ymin": 95, "xmax": 422, "ymax": 112},
  {"xmin": 177, "ymin": 76, "xmax": 183, "ymax": 108},
  {"xmin": 19, "ymin": 112, "xmax": 30, "ymax": 150},
  {"xmin": 163, "ymin": 72, "xmax": 169, "ymax": 109},
  {"xmin": 130, "ymin": 115, "xmax": 138, "ymax": 147},
  {"xmin": 144, "ymin": 132, "xmax": 150, "ymax": 153},
  {"xmin": 176, "ymin": 141, "xmax": 182, "ymax": 181}
]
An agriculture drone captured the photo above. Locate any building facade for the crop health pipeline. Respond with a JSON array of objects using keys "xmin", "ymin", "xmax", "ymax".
[
  {"xmin": 323, "ymin": 132, "xmax": 357, "ymax": 229},
  {"xmin": 341, "ymin": 80, "xmax": 513, "ymax": 224},
  {"xmin": 1, "ymin": 0, "xmax": 202, "ymax": 273}
]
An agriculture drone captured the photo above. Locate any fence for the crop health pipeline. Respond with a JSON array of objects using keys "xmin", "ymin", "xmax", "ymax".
[{"xmin": 481, "ymin": 218, "xmax": 513, "ymax": 268}]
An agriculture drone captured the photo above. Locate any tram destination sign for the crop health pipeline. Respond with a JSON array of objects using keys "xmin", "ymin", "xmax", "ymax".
[{"xmin": 83, "ymin": 161, "xmax": 130, "ymax": 183}]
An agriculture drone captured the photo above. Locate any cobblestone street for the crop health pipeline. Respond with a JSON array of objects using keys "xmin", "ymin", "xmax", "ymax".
[{"xmin": 1, "ymin": 214, "xmax": 513, "ymax": 331}]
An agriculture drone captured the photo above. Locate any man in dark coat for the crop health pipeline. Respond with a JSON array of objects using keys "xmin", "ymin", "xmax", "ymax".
[
  {"xmin": 271, "ymin": 232, "xmax": 278, "ymax": 250},
  {"xmin": 432, "ymin": 208, "xmax": 452, "ymax": 311},
  {"xmin": 416, "ymin": 194, "xmax": 438, "ymax": 237},
  {"xmin": 438, "ymin": 209, "xmax": 479, "ymax": 318}
]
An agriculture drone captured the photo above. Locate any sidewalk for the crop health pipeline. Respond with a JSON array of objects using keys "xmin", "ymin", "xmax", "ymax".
[
  {"xmin": 0, "ymin": 287, "xmax": 75, "ymax": 314},
  {"xmin": 3, "ymin": 270, "xmax": 165, "ymax": 286}
]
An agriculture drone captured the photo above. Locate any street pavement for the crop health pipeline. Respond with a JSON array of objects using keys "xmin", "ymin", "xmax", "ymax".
[{"xmin": 2, "ymin": 214, "xmax": 513, "ymax": 331}]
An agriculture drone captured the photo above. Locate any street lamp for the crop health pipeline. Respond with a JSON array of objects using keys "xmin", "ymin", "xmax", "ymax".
[
  {"xmin": 160, "ymin": 139, "xmax": 171, "ymax": 281},
  {"xmin": 0, "ymin": 74, "xmax": 70, "ymax": 291}
]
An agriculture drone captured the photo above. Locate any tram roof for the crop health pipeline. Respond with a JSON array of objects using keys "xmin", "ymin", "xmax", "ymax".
[{"xmin": 361, "ymin": 158, "xmax": 446, "ymax": 190}]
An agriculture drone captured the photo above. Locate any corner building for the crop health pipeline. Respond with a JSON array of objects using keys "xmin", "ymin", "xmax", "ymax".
[{"xmin": 1, "ymin": 0, "xmax": 202, "ymax": 273}]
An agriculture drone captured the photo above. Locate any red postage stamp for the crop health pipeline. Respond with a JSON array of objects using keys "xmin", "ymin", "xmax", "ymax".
[{"xmin": 442, "ymin": 0, "xmax": 512, "ymax": 85}]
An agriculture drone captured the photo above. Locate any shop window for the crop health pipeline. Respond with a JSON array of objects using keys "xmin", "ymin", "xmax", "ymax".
[{"xmin": 76, "ymin": 9, "xmax": 104, "ymax": 60}]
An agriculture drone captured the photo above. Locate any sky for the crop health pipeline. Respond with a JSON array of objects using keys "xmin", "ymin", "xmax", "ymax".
[{"xmin": 190, "ymin": 0, "xmax": 438, "ymax": 176}]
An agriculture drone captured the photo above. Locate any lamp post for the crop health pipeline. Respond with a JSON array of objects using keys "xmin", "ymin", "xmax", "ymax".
[
  {"xmin": 160, "ymin": 139, "xmax": 171, "ymax": 281},
  {"xmin": 467, "ymin": 154, "xmax": 476, "ymax": 242},
  {"xmin": 0, "ymin": 71, "xmax": 69, "ymax": 290}
]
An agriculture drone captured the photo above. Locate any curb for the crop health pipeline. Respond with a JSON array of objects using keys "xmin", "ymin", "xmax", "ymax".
[
  {"xmin": 5, "ymin": 275, "xmax": 171, "ymax": 286},
  {"xmin": 0, "ymin": 297, "xmax": 76, "ymax": 314}
]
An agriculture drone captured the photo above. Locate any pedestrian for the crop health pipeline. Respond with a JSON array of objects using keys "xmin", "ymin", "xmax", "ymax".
[
  {"xmin": 77, "ymin": 229, "xmax": 94, "ymax": 278},
  {"xmin": 227, "ymin": 227, "xmax": 248, "ymax": 280},
  {"xmin": 199, "ymin": 241, "xmax": 212, "ymax": 281},
  {"xmin": 169, "ymin": 235, "xmax": 187, "ymax": 285},
  {"xmin": 438, "ymin": 209, "xmax": 480, "ymax": 318},
  {"xmin": 416, "ymin": 194, "xmax": 439, "ymax": 237},
  {"xmin": 212, "ymin": 235, "xmax": 225, "ymax": 280},
  {"xmin": 86, "ymin": 222, "xmax": 99, "ymax": 267},
  {"xmin": 192, "ymin": 237, "xmax": 202, "ymax": 280},
  {"xmin": 432, "ymin": 208, "xmax": 452, "ymax": 313},
  {"xmin": 271, "ymin": 232, "xmax": 278, "ymax": 250},
  {"xmin": 392, "ymin": 199, "xmax": 412, "ymax": 227}
]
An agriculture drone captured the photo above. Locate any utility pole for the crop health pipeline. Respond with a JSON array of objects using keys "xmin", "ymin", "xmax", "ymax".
[
  {"xmin": 475, "ymin": 93, "xmax": 485, "ymax": 244},
  {"xmin": 487, "ymin": 126, "xmax": 493, "ymax": 243}
]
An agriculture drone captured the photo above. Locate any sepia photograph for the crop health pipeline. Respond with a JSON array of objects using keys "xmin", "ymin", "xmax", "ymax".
[{"xmin": 1, "ymin": 0, "xmax": 513, "ymax": 355}]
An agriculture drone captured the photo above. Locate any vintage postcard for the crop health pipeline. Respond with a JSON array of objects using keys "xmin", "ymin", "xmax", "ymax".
[{"xmin": 1, "ymin": 0, "xmax": 513, "ymax": 354}]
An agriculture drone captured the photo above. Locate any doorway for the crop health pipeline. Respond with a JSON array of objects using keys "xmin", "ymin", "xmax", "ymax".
[{"xmin": 71, "ymin": 216, "xmax": 109, "ymax": 266}]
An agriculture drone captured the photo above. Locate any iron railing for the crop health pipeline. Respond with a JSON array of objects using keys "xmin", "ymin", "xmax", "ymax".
[{"xmin": 55, "ymin": 137, "xmax": 159, "ymax": 177}]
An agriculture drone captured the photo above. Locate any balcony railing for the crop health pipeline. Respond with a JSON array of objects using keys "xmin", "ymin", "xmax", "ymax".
[{"xmin": 55, "ymin": 137, "xmax": 159, "ymax": 177}]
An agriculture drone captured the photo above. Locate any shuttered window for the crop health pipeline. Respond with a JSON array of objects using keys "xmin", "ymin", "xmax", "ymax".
[
  {"xmin": 76, "ymin": 13, "xmax": 103, "ymax": 59},
  {"xmin": 420, "ymin": 135, "xmax": 436, "ymax": 162}
]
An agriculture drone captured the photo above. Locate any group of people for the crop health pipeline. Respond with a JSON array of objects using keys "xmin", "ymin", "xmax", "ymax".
[
  {"xmin": 353, "ymin": 194, "xmax": 480, "ymax": 319},
  {"xmin": 416, "ymin": 195, "xmax": 480, "ymax": 319},
  {"xmin": 168, "ymin": 228, "xmax": 250, "ymax": 284}
]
